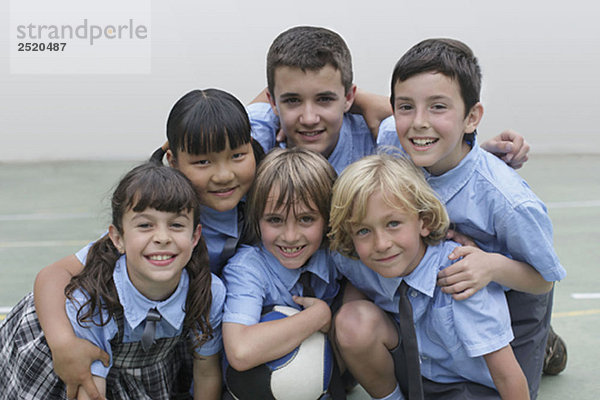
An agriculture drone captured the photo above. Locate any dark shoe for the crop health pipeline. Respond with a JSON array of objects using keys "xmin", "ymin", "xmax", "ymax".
[{"xmin": 543, "ymin": 327, "xmax": 567, "ymax": 375}]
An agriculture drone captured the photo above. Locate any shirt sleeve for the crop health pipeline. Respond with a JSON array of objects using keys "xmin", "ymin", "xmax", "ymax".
[
  {"xmin": 221, "ymin": 259, "xmax": 267, "ymax": 326},
  {"xmin": 496, "ymin": 198, "xmax": 566, "ymax": 282},
  {"xmin": 66, "ymin": 291, "xmax": 117, "ymax": 378},
  {"xmin": 247, "ymin": 102, "xmax": 279, "ymax": 154},
  {"xmin": 452, "ymin": 283, "xmax": 514, "ymax": 358},
  {"xmin": 376, "ymin": 115, "xmax": 403, "ymax": 150}
]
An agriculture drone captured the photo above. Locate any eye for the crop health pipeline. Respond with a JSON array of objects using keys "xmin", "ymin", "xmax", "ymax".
[
  {"xmin": 265, "ymin": 215, "xmax": 283, "ymax": 224},
  {"xmin": 193, "ymin": 159, "xmax": 210, "ymax": 166},
  {"xmin": 137, "ymin": 222, "xmax": 152, "ymax": 229},
  {"xmin": 396, "ymin": 103, "xmax": 413, "ymax": 112},
  {"xmin": 431, "ymin": 103, "xmax": 447, "ymax": 111},
  {"xmin": 354, "ymin": 227, "xmax": 370, "ymax": 236},
  {"xmin": 299, "ymin": 215, "xmax": 315, "ymax": 224},
  {"xmin": 281, "ymin": 97, "xmax": 300, "ymax": 105},
  {"xmin": 387, "ymin": 220, "xmax": 401, "ymax": 228},
  {"xmin": 232, "ymin": 152, "xmax": 246, "ymax": 160},
  {"xmin": 317, "ymin": 96, "xmax": 335, "ymax": 103}
]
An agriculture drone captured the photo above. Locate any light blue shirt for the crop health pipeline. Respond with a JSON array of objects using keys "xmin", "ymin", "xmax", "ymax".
[
  {"xmin": 200, "ymin": 204, "xmax": 240, "ymax": 274},
  {"xmin": 222, "ymin": 245, "xmax": 342, "ymax": 326},
  {"xmin": 66, "ymin": 255, "xmax": 225, "ymax": 377},
  {"xmin": 247, "ymin": 102, "xmax": 375, "ymax": 174},
  {"xmin": 333, "ymin": 241, "xmax": 513, "ymax": 388},
  {"xmin": 376, "ymin": 117, "xmax": 566, "ymax": 282}
]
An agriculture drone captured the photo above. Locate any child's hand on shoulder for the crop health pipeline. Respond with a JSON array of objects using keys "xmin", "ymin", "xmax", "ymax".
[
  {"xmin": 437, "ymin": 246, "xmax": 495, "ymax": 301},
  {"xmin": 292, "ymin": 296, "xmax": 332, "ymax": 333}
]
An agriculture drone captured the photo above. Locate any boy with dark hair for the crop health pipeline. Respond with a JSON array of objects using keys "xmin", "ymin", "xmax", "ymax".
[
  {"xmin": 376, "ymin": 38, "xmax": 566, "ymax": 398},
  {"xmin": 248, "ymin": 26, "xmax": 530, "ymax": 174}
]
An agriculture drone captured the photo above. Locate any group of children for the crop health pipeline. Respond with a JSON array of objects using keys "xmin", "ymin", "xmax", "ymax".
[{"xmin": 0, "ymin": 26, "xmax": 566, "ymax": 400}]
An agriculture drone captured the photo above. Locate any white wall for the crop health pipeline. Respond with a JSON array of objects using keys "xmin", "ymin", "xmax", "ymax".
[{"xmin": 1, "ymin": 0, "xmax": 599, "ymax": 161}]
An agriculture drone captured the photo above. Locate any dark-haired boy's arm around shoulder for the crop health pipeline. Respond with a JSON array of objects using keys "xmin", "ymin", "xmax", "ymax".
[
  {"xmin": 34, "ymin": 254, "xmax": 109, "ymax": 400},
  {"xmin": 438, "ymin": 246, "xmax": 553, "ymax": 300},
  {"xmin": 484, "ymin": 345, "xmax": 530, "ymax": 399},
  {"xmin": 480, "ymin": 129, "xmax": 530, "ymax": 169},
  {"xmin": 349, "ymin": 88, "xmax": 393, "ymax": 139}
]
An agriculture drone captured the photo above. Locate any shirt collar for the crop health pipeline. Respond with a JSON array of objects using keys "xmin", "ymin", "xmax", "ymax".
[
  {"xmin": 425, "ymin": 138, "xmax": 480, "ymax": 204},
  {"xmin": 260, "ymin": 246, "xmax": 330, "ymax": 290},
  {"xmin": 113, "ymin": 255, "xmax": 189, "ymax": 330},
  {"xmin": 401, "ymin": 245, "xmax": 443, "ymax": 298}
]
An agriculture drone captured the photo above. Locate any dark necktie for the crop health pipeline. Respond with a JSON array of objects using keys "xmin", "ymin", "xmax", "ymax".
[
  {"xmin": 141, "ymin": 308, "xmax": 161, "ymax": 352},
  {"xmin": 398, "ymin": 280, "xmax": 424, "ymax": 399},
  {"xmin": 220, "ymin": 203, "xmax": 244, "ymax": 265},
  {"xmin": 298, "ymin": 270, "xmax": 316, "ymax": 298}
]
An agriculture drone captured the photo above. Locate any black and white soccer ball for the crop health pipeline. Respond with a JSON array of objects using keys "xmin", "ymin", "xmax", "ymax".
[{"xmin": 225, "ymin": 305, "xmax": 334, "ymax": 400}]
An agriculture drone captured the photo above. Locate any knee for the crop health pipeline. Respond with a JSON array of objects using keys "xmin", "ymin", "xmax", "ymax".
[{"xmin": 334, "ymin": 300, "xmax": 382, "ymax": 351}]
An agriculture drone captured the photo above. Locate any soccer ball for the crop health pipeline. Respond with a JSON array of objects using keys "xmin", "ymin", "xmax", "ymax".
[{"xmin": 225, "ymin": 305, "xmax": 334, "ymax": 400}]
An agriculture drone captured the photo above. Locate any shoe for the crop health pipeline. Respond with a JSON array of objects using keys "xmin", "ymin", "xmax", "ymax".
[{"xmin": 543, "ymin": 327, "xmax": 567, "ymax": 375}]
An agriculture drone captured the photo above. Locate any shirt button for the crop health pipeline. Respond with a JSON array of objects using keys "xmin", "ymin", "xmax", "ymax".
[{"xmin": 410, "ymin": 290, "xmax": 418, "ymax": 298}]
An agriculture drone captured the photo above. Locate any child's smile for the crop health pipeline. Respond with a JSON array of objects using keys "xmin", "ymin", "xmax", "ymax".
[
  {"xmin": 351, "ymin": 191, "xmax": 429, "ymax": 279},
  {"xmin": 259, "ymin": 188, "xmax": 325, "ymax": 270}
]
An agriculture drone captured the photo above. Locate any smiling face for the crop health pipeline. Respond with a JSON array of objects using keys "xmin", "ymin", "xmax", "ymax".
[
  {"xmin": 393, "ymin": 72, "xmax": 482, "ymax": 176},
  {"xmin": 350, "ymin": 191, "xmax": 429, "ymax": 279},
  {"xmin": 267, "ymin": 65, "xmax": 356, "ymax": 158},
  {"xmin": 109, "ymin": 207, "xmax": 201, "ymax": 301},
  {"xmin": 259, "ymin": 187, "xmax": 326, "ymax": 270},
  {"xmin": 167, "ymin": 138, "xmax": 256, "ymax": 212}
]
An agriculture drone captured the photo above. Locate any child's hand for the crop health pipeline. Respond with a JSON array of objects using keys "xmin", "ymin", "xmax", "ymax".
[
  {"xmin": 50, "ymin": 336, "xmax": 109, "ymax": 400},
  {"xmin": 445, "ymin": 229, "xmax": 477, "ymax": 247},
  {"xmin": 293, "ymin": 296, "xmax": 332, "ymax": 333},
  {"xmin": 480, "ymin": 129, "xmax": 530, "ymax": 170},
  {"xmin": 437, "ymin": 246, "xmax": 495, "ymax": 300}
]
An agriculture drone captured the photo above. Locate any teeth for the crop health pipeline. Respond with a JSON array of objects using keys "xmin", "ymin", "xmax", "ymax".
[
  {"xmin": 148, "ymin": 254, "xmax": 172, "ymax": 261},
  {"xmin": 300, "ymin": 131, "xmax": 323, "ymax": 137},
  {"xmin": 412, "ymin": 138, "xmax": 437, "ymax": 146},
  {"xmin": 280, "ymin": 246, "xmax": 303, "ymax": 253}
]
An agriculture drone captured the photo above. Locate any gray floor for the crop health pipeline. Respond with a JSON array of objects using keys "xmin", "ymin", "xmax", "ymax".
[{"xmin": 1, "ymin": 155, "xmax": 599, "ymax": 399}]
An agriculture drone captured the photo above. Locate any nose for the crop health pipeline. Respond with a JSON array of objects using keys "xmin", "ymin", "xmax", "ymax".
[
  {"xmin": 299, "ymin": 103, "xmax": 320, "ymax": 126},
  {"xmin": 153, "ymin": 225, "xmax": 172, "ymax": 244},
  {"xmin": 212, "ymin": 161, "xmax": 235, "ymax": 184},
  {"xmin": 374, "ymin": 229, "xmax": 392, "ymax": 252},
  {"xmin": 413, "ymin": 107, "xmax": 429, "ymax": 130},
  {"xmin": 282, "ymin": 220, "xmax": 300, "ymax": 243}
]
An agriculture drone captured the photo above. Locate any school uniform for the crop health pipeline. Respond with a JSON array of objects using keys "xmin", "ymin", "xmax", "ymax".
[
  {"xmin": 376, "ymin": 117, "xmax": 566, "ymax": 397},
  {"xmin": 333, "ymin": 241, "xmax": 513, "ymax": 398},
  {"xmin": 200, "ymin": 204, "xmax": 242, "ymax": 274},
  {"xmin": 221, "ymin": 245, "xmax": 342, "ymax": 326},
  {"xmin": 0, "ymin": 256, "xmax": 225, "ymax": 400},
  {"xmin": 247, "ymin": 103, "xmax": 375, "ymax": 174}
]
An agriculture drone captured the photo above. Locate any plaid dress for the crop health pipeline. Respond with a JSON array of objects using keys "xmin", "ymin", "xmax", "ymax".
[{"xmin": 0, "ymin": 292, "xmax": 193, "ymax": 400}]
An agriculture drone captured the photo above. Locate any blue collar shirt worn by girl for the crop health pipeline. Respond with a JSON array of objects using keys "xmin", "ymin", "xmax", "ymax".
[
  {"xmin": 247, "ymin": 102, "xmax": 375, "ymax": 175},
  {"xmin": 221, "ymin": 244, "xmax": 342, "ymax": 327},
  {"xmin": 200, "ymin": 204, "xmax": 242, "ymax": 274},
  {"xmin": 333, "ymin": 241, "xmax": 513, "ymax": 390},
  {"xmin": 66, "ymin": 255, "xmax": 225, "ymax": 378}
]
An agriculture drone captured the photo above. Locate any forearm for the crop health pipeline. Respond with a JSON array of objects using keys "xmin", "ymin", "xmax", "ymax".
[
  {"xmin": 34, "ymin": 254, "xmax": 84, "ymax": 347},
  {"xmin": 490, "ymin": 253, "xmax": 553, "ymax": 294},
  {"xmin": 485, "ymin": 346, "xmax": 530, "ymax": 400},
  {"xmin": 224, "ymin": 303, "xmax": 330, "ymax": 371},
  {"xmin": 193, "ymin": 354, "xmax": 222, "ymax": 400}
]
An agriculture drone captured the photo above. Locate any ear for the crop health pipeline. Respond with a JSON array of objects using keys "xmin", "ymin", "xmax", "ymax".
[
  {"xmin": 166, "ymin": 149, "xmax": 177, "ymax": 168},
  {"xmin": 266, "ymin": 90, "xmax": 280, "ymax": 117},
  {"xmin": 419, "ymin": 216, "xmax": 431, "ymax": 239},
  {"xmin": 464, "ymin": 102, "xmax": 484, "ymax": 134},
  {"xmin": 343, "ymin": 84, "xmax": 357, "ymax": 113},
  {"xmin": 108, "ymin": 224, "xmax": 125, "ymax": 254},
  {"xmin": 192, "ymin": 224, "xmax": 202, "ymax": 247}
]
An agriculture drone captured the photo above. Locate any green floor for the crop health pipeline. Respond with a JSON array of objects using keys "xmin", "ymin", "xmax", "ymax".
[{"xmin": 1, "ymin": 155, "xmax": 599, "ymax": 398}]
